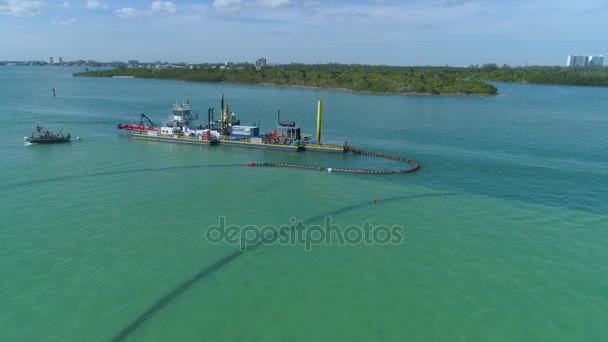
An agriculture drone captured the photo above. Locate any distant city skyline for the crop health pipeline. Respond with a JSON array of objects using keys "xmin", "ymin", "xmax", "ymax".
[
  {"xmin": 566, "ymin": 55, "xmax": 604, "ymax": 67},
  {"xmin": 1, "ymin": 1, "xmax": 607, "ymax": 67}
]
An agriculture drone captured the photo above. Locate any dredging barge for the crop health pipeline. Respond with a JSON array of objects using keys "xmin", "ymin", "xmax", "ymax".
[
  {"xmin": 117, "ymin": 94, "xmax": 347, "ymax": 153},
  {"xmin": 117, "ymin": 94, "xmax": 420, "ymax": 174}
]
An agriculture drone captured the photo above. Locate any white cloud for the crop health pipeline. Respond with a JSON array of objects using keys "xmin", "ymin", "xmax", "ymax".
[
  {"xmin": 324, "ymin": 10, "xmax": 371, "ymax": 18},
  {"xmin": 113, "ymin": 1, "xmax": 177, "ymax": 19},
  {"xmin": 0, "ymin": 0, "xmax": 44, "ymax": 16},
  {"xmin": 212, "ymin": 0, "xmax": 245, "ymax": 12},
  {"xmin": 61, "ymin": 1, "xmax": 70, "ymax": 8},
  {"xmin": 211, "ymin": 0, "xmax": 295, "ymax": 12},
  {"xmin": 115, "ymin": 7, "xmax": 139, "ymax": 18},
  {"xmin": 52, "ymin": 17, "xmax": 78, "ymax": 26},
  {"xmin": 86, "ymin": 0, "xmax": 108, "ymax": 10},
  {"xmin": 149, "ymin": 1, "xmax": 176, "ymax": 15},
  {"xmin": 256, "ymin": 0, "xmax": 292, "ymax": 9}
]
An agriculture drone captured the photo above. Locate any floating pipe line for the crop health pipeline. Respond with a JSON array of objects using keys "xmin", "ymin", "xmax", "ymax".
[{"xmin": 247, "ymin": 146, "xmax": 420, "ymax": 174}]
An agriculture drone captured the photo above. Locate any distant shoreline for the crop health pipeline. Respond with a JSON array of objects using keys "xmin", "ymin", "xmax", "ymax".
[
  {"xmin": 76, "ymin": 63, "xmax": 608, "ymax": 94},
  {"xmin": 99, "ymin": 76, "xmax": 492, "ymax": 96},
  {"xmin": 74, "ymin": 65, "xmax": 499, "ymax": 96},
  {"xmin": 248, "ymin": 82, "xmax": 493, "ymax": 96}
]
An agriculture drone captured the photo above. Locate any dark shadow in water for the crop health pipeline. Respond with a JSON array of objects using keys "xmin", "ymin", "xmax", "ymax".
[
  {"xmin": 112, "ymin": 191, "xmax": 460, "ymax": 341},
  {"xmin": 1, "ymin": 164, "xmax": 244, "ymax": 190}
]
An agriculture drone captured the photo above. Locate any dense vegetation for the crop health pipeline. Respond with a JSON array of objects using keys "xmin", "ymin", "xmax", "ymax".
[
  {"xmin": 74, "ymin": 63, "xmax": 608, "ymax": 95},
  {"xmin": 74, "ymin": 64, "xmax": 497, "ymax": 95},
  {"xmin": 467, "ymin": 64, "xmax": 608, "ymax": 86}
]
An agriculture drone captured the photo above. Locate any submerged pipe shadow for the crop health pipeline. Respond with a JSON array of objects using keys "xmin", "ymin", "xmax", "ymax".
[
  {"xmin": 112, "ymin": 191, "xmax": 460, "ymax": 341},
  {"xmin": 1, "ymin": 164, "xmax": 244, "ymax": 190}
]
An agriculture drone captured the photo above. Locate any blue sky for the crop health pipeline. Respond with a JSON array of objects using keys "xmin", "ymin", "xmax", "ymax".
[{"xmin": 1, "ymin": 0, "xmax": 607, "ymax": 66}]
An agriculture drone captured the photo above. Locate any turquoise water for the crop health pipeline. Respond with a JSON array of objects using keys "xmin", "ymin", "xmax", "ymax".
[{"xmin": 1, "ymin": 66, "xmax": 607, "ymax": 341}]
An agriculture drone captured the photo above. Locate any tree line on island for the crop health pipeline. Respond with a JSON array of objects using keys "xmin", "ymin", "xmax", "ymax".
[{"xmin": 74, "ymin": 63, "xmax": 608, "ymax": 95}]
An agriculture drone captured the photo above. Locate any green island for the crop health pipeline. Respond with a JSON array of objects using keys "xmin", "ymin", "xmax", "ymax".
[{"xmin": 73, "ymin": 63, "xmax": 608, "ymax": 95}]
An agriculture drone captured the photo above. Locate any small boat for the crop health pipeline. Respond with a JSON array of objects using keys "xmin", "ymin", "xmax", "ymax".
[{"xmin": 25, "ymin": 124, "xmax": 71, "ymax": 144}]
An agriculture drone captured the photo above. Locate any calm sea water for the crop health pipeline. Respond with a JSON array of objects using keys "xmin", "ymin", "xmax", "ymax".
[{"xmin": 1, "ymin": 66, "xmax": 607, "ymax": 341}]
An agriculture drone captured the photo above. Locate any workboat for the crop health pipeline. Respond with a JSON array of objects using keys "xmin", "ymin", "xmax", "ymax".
[
  {"xmin": 117, "ymin": 94, "xmax": 348, "ymax": 153},
  {"xmin": 25, "ymin": 124, "xmax": 71, "ymax": 144}
]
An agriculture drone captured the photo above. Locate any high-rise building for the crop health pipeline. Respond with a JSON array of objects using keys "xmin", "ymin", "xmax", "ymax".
[
  {"xmin": 588, "ymin": 55, "xmax": 604, "ymax": 66},
  {"xmin": 255, "ymin": 58, "xmax": 267, "ymax": 70},
  {"xmin": 567, "ymin": 54, "xmax": 604, "ymax": 67},
  {"xmin": 48, "ymin": 57, "xmax": 55, "ymax": 64},
  {"xmin": 57, "ymin": 57, "xmax": 63, "ymax": 64}
]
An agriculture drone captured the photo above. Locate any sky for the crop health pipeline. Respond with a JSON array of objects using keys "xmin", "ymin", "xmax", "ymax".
[{"xmin": 1, "ymin": 0, "xmax": 607, "ymax": 66}]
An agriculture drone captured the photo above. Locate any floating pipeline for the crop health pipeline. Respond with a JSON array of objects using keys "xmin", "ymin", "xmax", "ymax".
[{"xmin": 246, "ymin": 146, "xmax": 420, "ymax": 174}]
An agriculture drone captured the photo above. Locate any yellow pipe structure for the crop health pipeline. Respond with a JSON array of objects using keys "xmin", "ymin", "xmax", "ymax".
[
  {"xmin": 316, "ymin": 100, "xmax": 323, "ymax": 143},
  {"xmin": 220, "ymin": 93, "xmax": 224, "ymax": 135},
  {"xmin": 220, "ymin": 93, "xmax": 229, "ymax": 136},
  {"xmin": 225, "ymin": 103, "xmax": 230, "ymax": 136}
]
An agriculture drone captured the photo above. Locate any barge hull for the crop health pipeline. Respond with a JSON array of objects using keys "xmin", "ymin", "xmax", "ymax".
[
  {"xmin": 219, "ymin": 140, "xmax": 303, "ymax": 152},
  {"xmin": 302, "ymin": 144, "xmax": 345, "ymax": 153},
  {"xmin": 132, "ymin": 133, "xmax": 218, "ymax": 145},
  {"xmin": 27, "ymin": 139, "xmax": 70, "ymax": 144}
]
